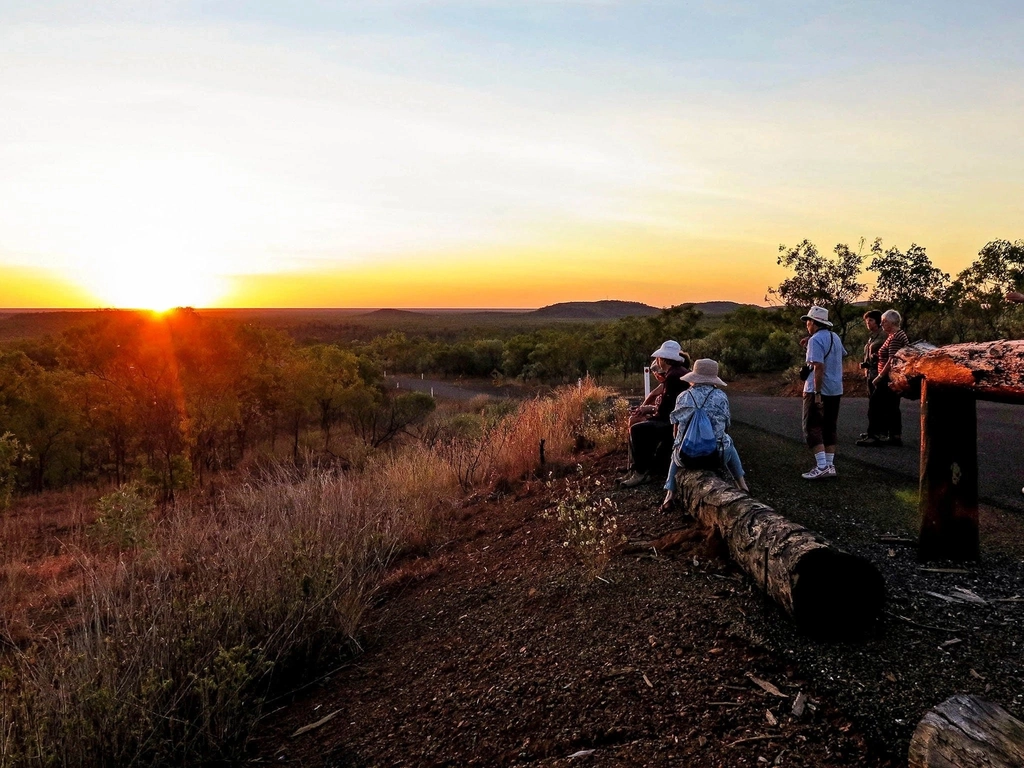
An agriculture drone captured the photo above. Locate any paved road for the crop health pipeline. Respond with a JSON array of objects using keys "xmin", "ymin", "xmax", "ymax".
[
  {"xmin": 389, "ymin": 376, "xmax": 501, "ymax": 401},
  {"xmin": 730, "ymin": 394, "xmax": 1024, "ymax": 512}
]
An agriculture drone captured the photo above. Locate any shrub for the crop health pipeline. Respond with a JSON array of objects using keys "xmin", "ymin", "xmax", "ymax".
[
  {"xmin": 91, "ymin": 482, "xmax": 154, "ymax": 550},
  {"xmin": 550, "ymin": 467, "xmax": 623, "ymax": 577}
]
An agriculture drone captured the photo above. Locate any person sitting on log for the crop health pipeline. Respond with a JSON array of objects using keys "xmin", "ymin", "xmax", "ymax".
[
  {"xmin": 659, "ymin": 358, "xmax": 748, "ymax": 512},
  {"xmin": 621, "ymin": 341, "xmax": 690, "ymax": 487},
  {"xmin": 858, "ymin": 309, "xmax": 909, "ymax": 448},
  {"xmin": 799, "ymin": 306, "xmax": 845, "ymax": 479}
]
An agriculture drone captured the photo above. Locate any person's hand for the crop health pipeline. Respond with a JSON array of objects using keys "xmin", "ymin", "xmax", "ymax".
[
  {"xmin": 1006, "ymin": 290, "xmax": 1024, "ymax": 304},
  {"xmin": 799, "ymin": 336, "xmax": 809, "ymax": 348}
]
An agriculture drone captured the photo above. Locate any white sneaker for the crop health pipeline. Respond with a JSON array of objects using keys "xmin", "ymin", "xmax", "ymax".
[
  {"xmin": 824, "ymin": 464, "xmax": 837, "ymax": 478},
  {"xmin": 802, "ymin": 465, "xmax": 834, "ymax": 480}
]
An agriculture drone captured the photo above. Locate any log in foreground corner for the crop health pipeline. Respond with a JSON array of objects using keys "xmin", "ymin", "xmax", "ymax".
[
  {"xmin": 909, "ymin": 694, "xmax": 1024, "ymax": 768},
  {"xmin": 675, "ymin": 470, "xmax": 885, "ymax": 639}
]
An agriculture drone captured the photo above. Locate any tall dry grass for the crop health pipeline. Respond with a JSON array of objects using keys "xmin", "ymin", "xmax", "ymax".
[{"xmin": 0, "ymin": 381, "xmax": 610, "ymax": 767}]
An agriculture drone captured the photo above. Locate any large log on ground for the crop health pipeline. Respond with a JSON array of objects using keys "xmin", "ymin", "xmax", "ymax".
[
  {"xmin": 908, "ymin": 694, "xmax": 1024, "ymax": 768},
  {"xmin": 891, "ymin": 340, "xmax": 1024, "ymax": 404},
  {"xmin": 675, "ymin": 470, "xmax": 885, "ymax": 638}
]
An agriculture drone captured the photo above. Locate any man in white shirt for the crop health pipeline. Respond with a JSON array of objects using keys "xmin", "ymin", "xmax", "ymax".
[{"xmin": 800, "ymin": 306, "xmax": 844, "ymax": 480}]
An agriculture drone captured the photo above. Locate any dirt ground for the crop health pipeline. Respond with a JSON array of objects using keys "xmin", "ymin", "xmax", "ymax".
[{"xmin": 253, "ymin": 424, "xmax": 1024, "ymax": 767}]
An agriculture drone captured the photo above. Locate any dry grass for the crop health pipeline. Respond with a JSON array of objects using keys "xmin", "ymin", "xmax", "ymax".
[{"xmin": 0, "ymin": 382, "xmax": 610, "ymax": 767}]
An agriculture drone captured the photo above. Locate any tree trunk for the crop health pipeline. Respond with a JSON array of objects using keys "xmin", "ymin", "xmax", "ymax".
[
  {"xmin": 675, "ymin": 470, "xmax": 886, "ymax": 638},
  {"xmin": 909, "ymin": 694, "xmax": 1024, "ymax": 768}
]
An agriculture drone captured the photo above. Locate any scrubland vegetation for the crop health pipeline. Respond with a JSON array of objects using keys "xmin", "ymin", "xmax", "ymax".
[{"xmin": 0, "ymin": 377, "xmax": 618, "ymax": 766}]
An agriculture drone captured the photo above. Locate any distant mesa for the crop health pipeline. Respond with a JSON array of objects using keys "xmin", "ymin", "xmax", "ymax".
[
  {"xmin": 362, "ymin": 308, "xmax": 426, "ymax": 319},
  {"xmin": 530, "ymin": 300, "xmax": 660, "ymax": 319},
  {"xmin": 690, "ymin": 301, "xmax": 749, "ymax": 316}
]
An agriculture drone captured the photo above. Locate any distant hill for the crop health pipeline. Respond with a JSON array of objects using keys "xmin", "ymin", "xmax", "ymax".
[
  {"xmin": 689, "ymin": 301, "xmax": 753, "ymax": 317},
  {"xmin": 361, "ymin": 308, "xmax": 427, "ymax": 320},
  {"xmin": 530, "ymin": 300, "xmax": 660, "ymax": 320}
]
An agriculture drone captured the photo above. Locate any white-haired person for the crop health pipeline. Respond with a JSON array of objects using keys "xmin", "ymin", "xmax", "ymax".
[
  {"xmin": 800, "ymin": 306, "xmax": 845, "ymax": 480},
  {"xmin": 858, "ymin": 309, "xmax": 909, "ymax": 448},
  {"xmin": 622, "ymin": 341, "xmax": 690, "ymax": 487},
  {"xmin": 660, "ymin": 359, "xmax": 748, "ymax": 512}
]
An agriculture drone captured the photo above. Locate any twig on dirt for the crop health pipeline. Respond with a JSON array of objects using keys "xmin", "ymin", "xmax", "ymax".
[
  {"xmin": 885, "ymin": 610, "xmax": 965, "ymax": 633},
  {"xmin": 879, "ymin": 536, "xmax": 916, "ymax": 545},
  {"xmin": 727, "ymin": 734, "xmax": 785, "ymax": 747},
  {"xmin": 708, "ymin": 701, "xmax": 744, "ymax": 706},
  {"xmin": 290, "ymin": 709, "xmax": 340, "ymax": 738},
  {"xmin": 746, "ymin": 672, "xmax": 787, "ymax": 698},
  {"xmin": 919, "ymin": 567, "xmax": 969, "ymax": 574}
]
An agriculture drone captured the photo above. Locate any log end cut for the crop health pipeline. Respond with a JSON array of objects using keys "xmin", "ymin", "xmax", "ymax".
[
  {"xmin": 909, "ymin": 694, "xmax": 1024, "ymax": 768},
  {"xmin": 790, "ymin": 548, "xmax": 886, "ymax": 639}
]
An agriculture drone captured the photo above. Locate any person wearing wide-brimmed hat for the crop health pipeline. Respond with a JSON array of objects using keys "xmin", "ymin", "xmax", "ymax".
[
  {"xmin": 621, "ymin": 340, "xmax": 690, "ymax": 487},
  {"xmin": 799, "ymin": 306, "xmax": 845, "ymax": 480},
  {"xmin": 660, "ymin": 359, "xmax": 748, "ymax": 510}
]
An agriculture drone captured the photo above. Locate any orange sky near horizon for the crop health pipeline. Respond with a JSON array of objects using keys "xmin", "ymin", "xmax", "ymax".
[{"xmin": 2, "ymin": 4, "xmax": 1022, "ymax": 311}]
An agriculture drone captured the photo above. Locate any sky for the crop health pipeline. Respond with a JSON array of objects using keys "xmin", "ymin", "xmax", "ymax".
[{"xmin": 1, "ymin": 1, "xmax": 1022, "ymax": 309}]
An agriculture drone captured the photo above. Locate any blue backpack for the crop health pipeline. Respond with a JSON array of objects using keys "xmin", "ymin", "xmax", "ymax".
[{"xmin": 680, "ymin": 389, "xmax": 718, "ymax": 459}]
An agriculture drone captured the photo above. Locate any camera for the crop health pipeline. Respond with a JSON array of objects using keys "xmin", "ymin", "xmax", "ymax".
[{"xmin": 798, "ymin": 364, "xmax": 812, "ymax": 381}]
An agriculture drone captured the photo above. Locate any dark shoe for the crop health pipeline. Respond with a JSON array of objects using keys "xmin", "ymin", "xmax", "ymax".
[{"xmin": 856, "ymin": 436, "xmax": 885, "ymax": 447}]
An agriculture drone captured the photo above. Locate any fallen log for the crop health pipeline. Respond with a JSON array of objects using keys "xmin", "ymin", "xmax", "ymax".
[
  {"xmin": 675, "ymin": 471, "xmax": 886, "ymax": 638},
  {"xmin": 891, "ymin": 340, "xmax": 1024, "ymax": 404},
  {"xmin": 908, "ymin": 694, "xmax": 1024, "ymax": 768}
]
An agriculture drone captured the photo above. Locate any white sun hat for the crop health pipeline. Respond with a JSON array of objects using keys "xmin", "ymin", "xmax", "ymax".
[
  {"xmin": 650, "ymin": 340, "xmax": 685, "ymax": 362},
  {"xmin": 800, "ymin": 305, "xmax": 833, "ymax": 327},
  {"xmin": 682, "ymin": 358, "xmax": 728, "ymax": 387}
]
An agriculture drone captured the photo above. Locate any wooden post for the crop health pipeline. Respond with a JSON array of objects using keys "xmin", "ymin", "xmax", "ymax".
[{"xmin": 919, "ymin": 381, "xmax": 979, "ymax": 561}]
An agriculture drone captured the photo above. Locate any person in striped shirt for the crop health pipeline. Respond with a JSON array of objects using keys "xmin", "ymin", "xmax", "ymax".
[{"xmin": 858, "ymin": 309, "xmax": 909, "ymax": 447}]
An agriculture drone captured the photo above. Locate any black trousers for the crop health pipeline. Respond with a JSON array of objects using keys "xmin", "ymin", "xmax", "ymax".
[
  {"xmin": 867, "ymin": 379, "xmax": 902, "ymax": 438},
  {"xmin": 629, "ymin": 419, "xmax": 673, "ymax": 475}
]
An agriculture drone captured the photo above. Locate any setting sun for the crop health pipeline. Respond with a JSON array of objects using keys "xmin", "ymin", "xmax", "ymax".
[{"xmin": 86, "ymin": 262, "xmax": 224, "ymax": 311}]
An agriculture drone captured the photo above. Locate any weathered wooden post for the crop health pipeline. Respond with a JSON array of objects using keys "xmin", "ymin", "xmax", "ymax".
[
  {"xmin": 891, "ymin": 340, "xmax": 1024, "ymax": 561},
  {"xmin": 918, "ymin": 382, "xmax": 979, "ymax": 560}
]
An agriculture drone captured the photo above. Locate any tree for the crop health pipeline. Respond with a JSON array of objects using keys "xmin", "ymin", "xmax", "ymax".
[
  {"xmin": 947, "ymin": 239, "xmax": 1024, "ymax": 340},
  {"xmin": 867, "ymin": 239, "xmax": 949, "ymax": 335},
  {"xmin": 305, "ymin": 345, "xmax": 361, "ymax": 450},
  {"xmin": 769, "ymin": 240, "xmax": 866, "ymax": 341}
]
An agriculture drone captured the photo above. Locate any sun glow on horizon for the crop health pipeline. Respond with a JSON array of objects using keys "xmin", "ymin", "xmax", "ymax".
[{"xmin": 82, "ymin": 263, "xmax": 224, "ymax": 312}]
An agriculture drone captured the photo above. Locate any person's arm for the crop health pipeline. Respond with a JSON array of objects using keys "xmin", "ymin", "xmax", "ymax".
[
  {"xmin": 1007, "ymin": 291, "xmax": 1024, "ymax": 304},
  {"xmin": 811, "ymin": 362, "xmax": 824, "ymax": 403},
  {"xmin": 807, "ymin": 334, "xmax": 824, "ymax": 403},
  {"xmin": 637, "ymin": 383, "xmax": 665, "ymax": 415}
]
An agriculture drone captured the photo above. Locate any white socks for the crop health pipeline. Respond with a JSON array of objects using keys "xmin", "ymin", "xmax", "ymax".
[
  {"xmin": 825, "ymin": 452, "xmax": 835, "ymax": 467},
  {"xmin": 815, "ymin": 451, "xmax": 827, "ymax": 469}
]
